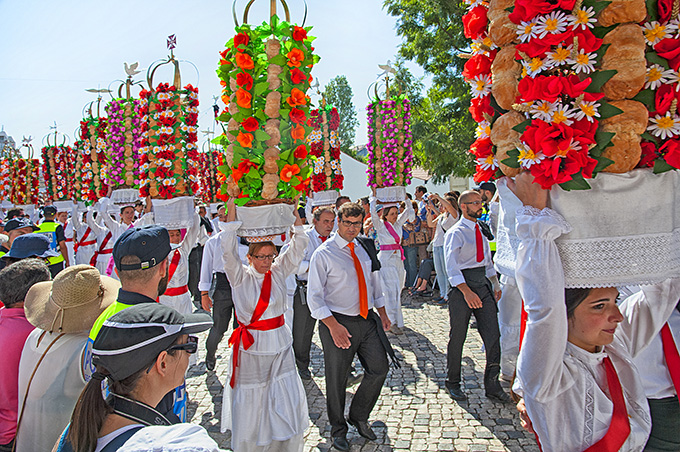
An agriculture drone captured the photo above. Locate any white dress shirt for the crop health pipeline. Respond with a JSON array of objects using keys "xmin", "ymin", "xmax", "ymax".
[
  {"xmin": 307, "ymin": 233, "xmax": 385, "ymax": 320},
  {"xmin": 513, "ymin": 207, "xmax": 680, "ymax": 452},
  {"xmin": 432, "ymin": 212, "xmax": 458, "ymax": 247},
  {"xmin": 296, "ymin": 226, "xmax": 331, "ymax": 281},
  {"xmin": 198, "ymin": 225, "xmax": 248, "ymax": 293},
  {"xmin": 98, "ymin": 197, "xmax": 153, "ymax": 242},
  {"xmin": 632, "ymin": 308, "xmax": 680, "ymax": 399},
  {"xmin": 443, "ymin": 216, "xmax": 496, "ymax": 288},
  {"xmin": 368, "ymin": 196, "xmax": 414, "ymax": 253}
]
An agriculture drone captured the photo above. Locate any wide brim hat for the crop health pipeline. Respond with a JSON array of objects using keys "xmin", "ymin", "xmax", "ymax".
[{"xmin": 24, "ymin": 264, "xmax": 120, "ymax": 333}]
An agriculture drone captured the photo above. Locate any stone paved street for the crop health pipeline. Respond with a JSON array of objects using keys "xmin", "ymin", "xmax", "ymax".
[{"xmin": 185, "ymin": 293, "xmax": 539, "ymax": 451}]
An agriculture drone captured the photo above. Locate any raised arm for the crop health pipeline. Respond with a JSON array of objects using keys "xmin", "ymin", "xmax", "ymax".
[
  {"xmin": 396, "ymin": 196, "xmax": 415, "ymax": 227},
  {"xmin": 179, "ymin": 212, "xmax": 201, "ymax": 255},
  {"xmin": 368, "ymin": 196, "xmax": 387, "ymax": 234},
  {"xmin": 273, "ymin": 207, "xmax": 309, "ymax": 277},
  {"xmin": 71, "ymin": 204, "xmax": 82, "ymax": 230},
  {"xmin": 86, "ymin": 208, "xmax": 108, "ymax": 236},
  {"xmin": 219, "ymin": 221, "xmax": 246, "ymax": 287},
  {"xmin": 98, "ymin": 197, "xmax": 119, "ymax": 232}
]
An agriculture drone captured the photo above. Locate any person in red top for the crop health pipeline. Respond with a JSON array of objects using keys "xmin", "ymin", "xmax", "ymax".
[{"xmin": 0, "ymin": 259, "xmax": 51, "ymax": 451}]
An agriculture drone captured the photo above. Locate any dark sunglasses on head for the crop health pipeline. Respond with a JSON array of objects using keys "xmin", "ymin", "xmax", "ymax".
[{"xmin": 167, "ymin": 335, "xmax": 198, "ymax": 354}]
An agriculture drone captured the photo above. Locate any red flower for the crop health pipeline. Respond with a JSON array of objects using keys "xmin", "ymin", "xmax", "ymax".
[
  {"xmin": 242, "ymin": 117, "xmax": 259, "ymax": 132},
  {"xmin": 469, "ymin": 97, "xmax": 494, "ymax": 123},
  {"xmin": 473, "ymin": 165, "xmax": 496, "ymax": 184},
  {"xmin": 656, "ymin": 38, "xmax": 680, "ymax": 70},
  {"xmin": 292, "ymin": 175, "xmax": 310, "ymax": 191},
  {"xmin": 638, "ymin": 141, "xmax": 659, "ymax": 168},
  {"xmin": 231, "ymin": 158, "xmax": 258, "ymax": 183},
  {"xmin": 329, "ymin": 108, "xmax": 340, "ymax": 130},
  {"xmin": 289, "ymin": 108, "xmax": 307, "ymax": 124},
  {"xmin": 292, "ymin": 26, "xmax": 307, "ymax": 42},
  {"xmin": 235, "ymin": 53, "xmax": 254, "ymax": 70},
  {"xmin": 509, "ymin": 0, "xmax": 576, "ymax": 24},
  {"xmin": 660, "ymin": 139, "xmax": 680, "ymax": 168},
  {"xmin": 234, "ymin": 33, "xmax": 249, "ymax": 49},
  {"xmin": 280, "ymin": 164, "xmax": 300, "ymax": 182},
  {"xmin": 470, "ymin": 138, "xmax": 493, "ymax": 158},
  {"xmin": 311, "ymin": 173, "xmax": 326, "ymax": 191},
  {"xmin": 293, "ymin": 145, "xmax": 308, "ymax": 159},
  {"xmin": 573, "ymin": 29, "xmax": 603, "ymax": 54},
  {"xmin": 658, "ymin": 0, "xmax": 674, "ymax": 23},
  {"xmin": 290, "ymin": 68, "xmax": 307, "ymax": 85},
  {"xmin": 310, "ymin": 141, "xmax": 323, "ymax": 157},
  {"xmin": 236, "ymin": 72, "xmax": 253, "ymax": 90},
  {"xmin": 462, "ymin": 5, "xmax": 488, "ymax": 40},
  {"xmin": 462, "ymin": 54, "xmax": 493, "ymax": 81}
]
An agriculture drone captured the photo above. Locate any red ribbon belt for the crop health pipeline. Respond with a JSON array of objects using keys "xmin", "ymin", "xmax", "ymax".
[
  {"xmin": 164, "ymin": 285, "xmax": 189, "ymax": 296},
  {"xmin": 227, "ymin": 271, "xmax": 283, "ymax": 388}
]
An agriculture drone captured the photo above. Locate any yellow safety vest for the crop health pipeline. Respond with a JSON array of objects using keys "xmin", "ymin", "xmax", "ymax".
[{"xmin": 36, "ymin": 221, "xmax": 65, "ymax": 266}]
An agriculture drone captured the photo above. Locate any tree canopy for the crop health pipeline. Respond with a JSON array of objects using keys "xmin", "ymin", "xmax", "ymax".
[
  {"xmin": 383, "ymin": 0, "xmax": 476, "ymax": 180},
  {"xmin": 323, "ymin": 75, "xmax": 361, "ymax": 160}
]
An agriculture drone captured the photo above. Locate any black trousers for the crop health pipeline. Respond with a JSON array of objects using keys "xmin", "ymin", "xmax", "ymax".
[
  {"xmin": 292, "ymin": 282, "xmax": 317, "ymax": 371},
  {"xmin": 188, "ymin": 244, "xmax": 204, "ymax": 307},
  {"xmin": 48, "ymin": 261, "xmax": 64, "ymax": 279},
  {"xmin": 645, "ymin": 396, "xmax": 680, "ymax": 451},
  {"xmin": 319, "ymin": 311, "xmax": 389, "ymax": 437},
  {"xmin": 445, "ymin": 268, "xmax": 502, "ymax": 394},
  {"xmin": 205, "ymin": 272, "xmax": 234, "ymax": 362}
]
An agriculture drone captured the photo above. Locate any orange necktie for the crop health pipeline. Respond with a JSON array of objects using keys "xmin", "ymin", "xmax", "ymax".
[{"xmin": 348, "ymin": 242, "xmax": 368, "ymax": 318}]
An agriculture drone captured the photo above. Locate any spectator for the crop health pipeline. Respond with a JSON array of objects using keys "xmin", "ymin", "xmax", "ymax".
[
  {"xmin": 414, "ymin": 186, "xmax": 428, "ymax": 222},
  {"xmin": 426, "ymin": 194, "xmax": 460, "ymax": 305},
  {"xmin": 0, "ymin": 259, "xmax": 51, "ymax": 451},
  {"xmin": 0, "ymin": 218, "xmax": 39, "ymax": 270},
  {"xmin": 1, "ymin": 233, "xmax": 60, "ymax": 267},
  {"xmin": 36, "ymin": 205, "xmax": 69, "ymax": 277},
  {"xmin": 335, "ymin": 195, "xmax": 350, "ymax": 210},
  {"xmin": 6, "ymin": 208, "xmax": 25, "ymax": 221},
  {"xmin": 15, "ymin": 265, "xmax": 119, "ymax": 452},
  {"xmin": 401, "ymin": 200, "xmax": 421, "ymax": 288}
]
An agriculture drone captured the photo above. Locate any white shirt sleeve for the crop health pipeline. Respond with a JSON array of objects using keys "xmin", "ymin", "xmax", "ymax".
[
  {"xmin": 307, "ymin": 249, "xmax": 333, "ymax": 320},
  {"xmin": 220, "ymin": 222, "xmax": 246, "ymax": 287},
  {"xmin": 396, "ymin": 197, "xmax": 415, "ymax": 227},
  {"xmin": 86, "ymin": 208, "xmax": 107, "ymax": 236},
  {"xmin": 272, "ymin": 225, "xmax": 309, "ymax": 278},
  {"xmin": 99, "ymin": 197, "xmax": 119, "ymax": 233},
  {"xmin": 443, "ymin": 229, "xmax": 466, "ymax": 288},
  {"xmin": 179, "ymin": 213, "xmax": 201, "ymax": 256},
  {"xmin": 199, "ymin": 236, "xmax": 215, "ymax": 292}
]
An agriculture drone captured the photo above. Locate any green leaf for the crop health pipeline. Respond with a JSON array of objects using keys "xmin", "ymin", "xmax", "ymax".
[
  {"xmin": 583, "ymin": 0, "xmax": 612, "ymax": 15},
  {"xmin": 269, "ymin": 54, "xmax": 286, "ymax": 66},
  {"xmin": 594, "ymin": 43, "xmax": 610, "ymax": 65},
  {"xmin": 559, "ymin": 173, "xmax": 592, "ymax": 191},
  {"xmin": 641, "ymin": 132, "xmax": 657, "ymax": 142},
  {"xmin": 597, "ymin": 101, "xmax": 623, "ymax": 120},
  {"xmin": 646, "ymin": 51, "xmax": 669, "ymax": 70},
  {"xmin": 216, "ymin": 112, "xmax": 231, "ymax": 123},
  {"xmin": 585, "ymin": 70, "xmax": 617, "ymax": 93},
  {"xmin": 244, "ymin": 166, "xmax": 262, "ymax": 183},
  {"xmin": 512, "ymin": 119, "xmax": 531, "ymax": 134},
  {"xmin": 254, "ymin": 82, "xmax": 269, "ymax": 96},
  {"xmin": 646, "ymin": 0, "xmax": 659, "ymax": 22},
  {"xmin": 653, "ymin": 158, "xmax": 676, "ymax": 173},
  {"xmin": 632, "ymin": 89, "xmax": 655, "ymax": 110},
  {"xmin": 234, "ymin": 197, "xmax": 250, "ymax": 206},
  {"xmin": 591, "ymin": 24, "xmax": 617, "ymax": 39},
  {"xmin": 279, "ymin": 149, "xmax": 292, "ymax": 161},
  {"xmin": 591, "ymin": 130, "xmax": 615, "ymax": 156},
  {"xmin": 501, "ymin": 148, "xmax": 520, "ymax": 168},
  {"xmin": 254, "ymin": 129, "xmax": 271, "ymax": 142},
  {"xmin": 593, "ymin": 156, "xmax": 614, "ymax": 173},
  {"xmin": 217, "ymin": 164, "xmax": 231, "ymax": 174}
]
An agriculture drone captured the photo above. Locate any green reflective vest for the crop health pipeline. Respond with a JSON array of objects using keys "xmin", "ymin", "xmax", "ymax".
[{"xmin": 36, "ymin": 221, "xmax": 65, "ymax": 265}]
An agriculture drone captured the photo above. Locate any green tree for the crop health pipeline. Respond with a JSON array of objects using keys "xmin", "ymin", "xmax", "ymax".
[
  {"xmin": 383, "ymin": 0, "xmax": 476, "ymax": 179},
  {"xmin": 323, "ymin": 75, "xmax": 360, "ymax": 159}
]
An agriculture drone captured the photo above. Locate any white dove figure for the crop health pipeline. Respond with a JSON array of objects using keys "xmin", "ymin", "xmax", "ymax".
[
  {"xmin": 22, "ymin": 136, "xmax": 32, "ymax": 145},
  {"xmin": 124, "ymin": 62, "xmax": 141, "ymax": 76},
  {"xmin": 377, "ymin": 60, "xmax": 396, "ymax": 78}
]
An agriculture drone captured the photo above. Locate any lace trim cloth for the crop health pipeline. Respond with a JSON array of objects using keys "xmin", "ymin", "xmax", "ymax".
[
  {"xmin": 496, "ymin": 169, "xmax": 680, "ymax": 288},
  {"xmin": 152, "ymin": 196, "xmax": 195, "ymax": 229},
  {"xmin": 236, "ymin": 203, "xmax": 296, "ymax": 238}
]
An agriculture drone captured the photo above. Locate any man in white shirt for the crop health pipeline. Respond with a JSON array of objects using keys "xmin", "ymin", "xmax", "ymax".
[
  {"xmin": 293, "ymin": 206, "xmax": 335, "ymax": 380},
  {"xmin": 443, "ymin": 190, "xmax": 510, "ymax": 403},
  {"xmin": 307, "ymin": 202, "xmax": 391, "ymax": 452},
  {"xmin": 189, "ymin": 204, "xmax": 213, "ymax": 310}
]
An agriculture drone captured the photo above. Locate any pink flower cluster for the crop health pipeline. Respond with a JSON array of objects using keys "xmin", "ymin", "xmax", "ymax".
[
  {"xmin": 106, "ymin": 99, "xmax": 143, "ymax": 188},
  {"xmin": 366, "ymin": 97, "xmax": 413, "ymax": 188}
]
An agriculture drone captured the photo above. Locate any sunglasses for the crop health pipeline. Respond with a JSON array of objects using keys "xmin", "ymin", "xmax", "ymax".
[{"xmin": 167, "ymin": 335, "xmax": 198, "ymax": 354}]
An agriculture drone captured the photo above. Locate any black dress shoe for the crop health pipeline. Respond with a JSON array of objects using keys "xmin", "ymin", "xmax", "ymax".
[
  {"xmin": 332, "ymin": 435, "xmax": 350, "ymax": 451},
  {"xmin": 348, "ymin": 418, "xmax": 377, "ymax": 440},
  {"xmin": 298, "ymin": 367, "xmax": 312, "ymax": 380},
  {"xmin": 205, "ymin": 358, "xmax": 216, "ymax": 372},
  {"xmin": 446, "ymin": 386, "xmax": 468, "ymax": 401},
  {"xmin": 486, "ymin": 390, "xmax": 513, "ymax": 403}
]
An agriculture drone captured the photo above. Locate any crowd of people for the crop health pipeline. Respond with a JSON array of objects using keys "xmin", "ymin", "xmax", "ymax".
[{"xmin": 0, "ymin": 176, "xmax": 678, "ymax": 452}]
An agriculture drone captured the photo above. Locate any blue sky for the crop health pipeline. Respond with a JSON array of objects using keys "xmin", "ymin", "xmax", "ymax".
[{"xmin": 0, "ymin": 0, "xmax": 427, "ymax": 156}]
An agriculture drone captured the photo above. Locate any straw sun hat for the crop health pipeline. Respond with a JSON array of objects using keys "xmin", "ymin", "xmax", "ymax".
[{"xmin": 24, "ymin": 265, "xmax": 120, "ymax": 334}]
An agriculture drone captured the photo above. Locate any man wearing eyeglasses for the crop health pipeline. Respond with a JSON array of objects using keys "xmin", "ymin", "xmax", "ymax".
[
  {"xmin": 307, "ymin": 202, "xmax": 392, "ymax": 452},
  {"xmin": 443, "ymin": 190, "xmax": 511, "ymax": 404}
]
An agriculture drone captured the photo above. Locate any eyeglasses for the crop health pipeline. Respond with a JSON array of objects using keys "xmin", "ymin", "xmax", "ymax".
[
  {"xmin": 462, "ymin": 201, "xmax": 483, "ymax": 206},
  {"xmin": 167, "ymin": 335, "xmax": 198, "ymax": 354},
  {"xmin": 252, "ymin": 254, "xmax": 277, "ymax": 261},
  {"xmin": 340, "ymin": 220, "xmax": 362, "ymax": 228}
]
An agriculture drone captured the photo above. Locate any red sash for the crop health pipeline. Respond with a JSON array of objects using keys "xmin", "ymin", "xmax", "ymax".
[
  {"xmin": 90, "ymin": 231, "xmax": 113, "ymax": 266},
  {"xmin": 227, "ymin": 271, "xmax": 284, "ymax": 388},
  {"xmin": 76, "ymin": 227, "xmax": 96, "ymax": 253},
  {"xmin": 160, "ymin": 250, "xmax": 189, "ymax": 297},
  {"xmin": 383, "ymin": 221, "xmax": 405, "ymax": 261},
  {"xmin": 661, "ymin": 323, "xmax": 680, "ymax": 402},
  {"xmin": 519, "ymin": 301, "xmax": 631, "ymax": 451}
]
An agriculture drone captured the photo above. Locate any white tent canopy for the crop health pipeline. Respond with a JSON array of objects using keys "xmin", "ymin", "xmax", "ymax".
[{"xmin": 337, "ymin": 152, "xmax": 451, "ymax": 202}]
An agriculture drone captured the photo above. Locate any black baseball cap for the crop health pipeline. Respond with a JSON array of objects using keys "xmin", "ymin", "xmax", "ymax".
[
  {"xmin": 3, "ymin": 233, "xmax": 60, "ymax": 260},
  {"xmin": 4, "ymin": 218, "xmax": 39, "ymax": 233},
  {"xmin": 43, "ymin": 206, "xmax": 57, "ymax": 215},
  {"xmin": 92, "ymin": 304, "xmax": 213, "ymax": 381},
  {"xmin": 113, "ymin": 225, "xmax": 171, "ymax": 271}
]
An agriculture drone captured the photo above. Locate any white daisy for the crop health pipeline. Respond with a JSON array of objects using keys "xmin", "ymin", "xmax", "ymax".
[
  {"xmin": 471, "ymin": 36, "xmax": 498, "ymax": 56},
  {"xmin": 535, "ymin": 11, "xmax": 568, "ymax": 39},
  {"xmin": 530, "ymin": 100, "xmax": 557, "ymax": 122},
  {"xmin": 648, "ymin": 114, "xmax": 680, "ymax": 139},
  {"xmin": 517, "ymin": 142, "xmax": 545, "ymax": 168},
  {"xmin": 544, "ymin": 45, "xmax": 572, "ymax": 69},
  {"xmin": 568, "ymin": 49, "xmax": 596, "ymax": 74},
  {"xmin": 645, "ymin": 64, "xmax": 678, "ymax": 89},
  {"xmin": 566, "ymin": 7, "xmax": 596, "ymax": 30},
  {"xmin": 476, "ymin": 154, "xmax": 499, "ymax": 170},
  {"xmin": 475, "ymin": 120, "xmax": 491, "ymax": 139},
  {"xmin": 551, "ymin": 103, "xmax": 576, "ymax": 126},
  {"xmin": 644, "ymin": 21, "xmax": 673, "ymax": 46},
  {"xmin": 522, "ymin": 57, "xmax": 547, "ymax": 77},
  {"xmin": 469, "ymin": 74, "xmax": 492, "ymax": 98},
  {"xmin": 572, "ymin": 100, "xmax": 601, "ymax": 123},
  {"xmin": 517, "ymin": 19, "xmax": 539, "ymax": 43}
]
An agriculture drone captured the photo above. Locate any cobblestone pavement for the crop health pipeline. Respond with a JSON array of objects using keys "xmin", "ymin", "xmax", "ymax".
[{"xmin": 186, "ymin": 293, "xmax": 539, "ymax": 451}]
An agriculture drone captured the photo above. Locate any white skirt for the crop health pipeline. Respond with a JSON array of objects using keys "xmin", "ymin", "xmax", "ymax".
[
  {"xmin": 221, "ymin": 345, "xmax": 308, "ymax": 452},
  {"xmin": 378, "ymin": 250, "xmax": 405, "ymax": 327}
]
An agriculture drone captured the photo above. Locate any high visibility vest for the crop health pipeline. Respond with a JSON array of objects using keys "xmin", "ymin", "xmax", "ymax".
[
  {"xmin": 37, "ymin": 221, "xmax": 65, "ymax": 265},
  {"xmin": 480, "ymin": 206, "xmax": 497, "ymax": 252}
]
